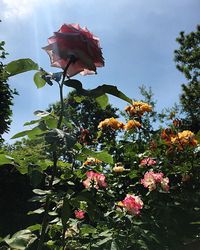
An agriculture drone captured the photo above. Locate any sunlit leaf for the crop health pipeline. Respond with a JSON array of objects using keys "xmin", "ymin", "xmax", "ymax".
[
  {"xmin": 34, "ymin": 71, "xmax": 46, "ymax": 88},
  {"xmin": 80, "ymin": 224, "xmax": 97, "ymax": 236},
  {"xmin": 34, "ymin": 110, "xmax": 50, "ymax": 117},
  {"xmin": 33, "ymin": 189, "xmax": 51, "ymax": 195},
  {"xmin": 0, "ymin": 154, "xmax": 14, "ymax": 166},
  {"xmin": 5, "ymin": 58, "xmax": 38, "ymax": 77},
  {"xmin": 11, "ymin": 127, "xmax": 45, "ymax": 139},
  {"xmin": 28, "ymin": 208, "xmax": 45, "ymax": 215},
  {"xmin": 82, "ymin": 148, "xmax": 113, "ymax": 164},
  {"xmin": 4, "ymin": 229, "xmax": 37, "ymax": 249},
  {"xmin": 96, "ymin": 94, "xmax": 109, "ymax": 109}
]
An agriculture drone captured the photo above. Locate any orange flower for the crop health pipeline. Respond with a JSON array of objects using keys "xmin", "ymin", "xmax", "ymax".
[
  {"xmin": 171, "ymin": 130, "xmax": 198, "ymax": 149},
  {"xmin": 83, "ymin": 157, "xmax": 102, "ymax": 166},
  {"xmin": 98, "ymin": 117, "xmax": 125, "ymax": 130},
  {"xmin": 124, "ymin": 120, "xmax": 141, "ymax": 130},
  {"xmin": 162, "ymin": 129, "xmax": 198, "ymax": 150},
  {"xmin": 125, "ymin": 101, "xmax": 152, "ymax": 116}
]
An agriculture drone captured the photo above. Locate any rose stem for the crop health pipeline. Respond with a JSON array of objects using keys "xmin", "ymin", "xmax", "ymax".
[{"xmin": 37, "ymin": 58, "xmax": 74, "ymax": 250}]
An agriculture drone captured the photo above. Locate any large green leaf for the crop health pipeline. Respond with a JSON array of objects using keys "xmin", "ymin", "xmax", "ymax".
[
  {"xmin": 11, "ymin": 127, "xmax": 45, "ymax": 139},
  {"xmin": 82, "ymin": 148, "xmax": 113, "ymax": 164},
  {"xmin": 4, "ymin": 229, "xmax": 37, "ymax": 249},
  {"xmin": 0, "ymin": 154, "xmax": 14, "ymax": 166},
  {"xmin": 96, "ymin": 94, "xmax": 109, "ymax": 109},
  {"xmin": 5, "ymin": 58, "xmax": 38, "ymax": 77},
  {"xmin": 64, "ymin": 79, "xmax": 132, "ymax": 104},
  {"xmin": 34, "ymin": 71, "xmax": 46, "ymax": 88}
]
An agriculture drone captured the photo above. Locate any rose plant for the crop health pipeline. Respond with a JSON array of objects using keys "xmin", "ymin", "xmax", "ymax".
[{"xmin": 0, "ymin": 23, "xmax": 199, "ymax": 250}]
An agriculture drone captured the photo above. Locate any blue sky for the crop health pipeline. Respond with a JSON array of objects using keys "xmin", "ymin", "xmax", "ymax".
[{"xmin": 1, "ymin": 0, "xmax": 200, "ymax": 142}]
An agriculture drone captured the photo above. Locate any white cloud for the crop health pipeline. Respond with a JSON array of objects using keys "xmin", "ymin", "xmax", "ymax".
[{"xmin": 0, "ymin": 0, "xmax": 61, "ymax": 20}]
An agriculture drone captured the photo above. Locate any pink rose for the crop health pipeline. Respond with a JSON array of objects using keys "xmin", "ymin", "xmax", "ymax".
[
  {"xmin": 75, "ymin": 210, "xmax": 85, "ymax": 219},
  {"xmin": 141, "ymin": 171, "xmax": 169, "ymax": 192},
  {"xmin": 43, "ymin": 23, "xmax": 104, "ymax": 77},
  {"xmin": 140, "ymin": 157, "xmax": 157, "ymax": 167},
  {"xmin": 83, "ymin": 171, "xmax": 107, "ymax": 189},
  {"xmin": 121, "ymin": 194, "xmax": 143, "ymax": 215}
]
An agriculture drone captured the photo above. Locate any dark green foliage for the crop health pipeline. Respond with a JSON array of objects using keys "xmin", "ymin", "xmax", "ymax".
[
  {"xmin": 174, "ymin": 25, "xmax": 200, "ymax": 132},
  {"xmin": 180, "ymin": 81, "xmax": 200, "ymax": 132},
  {"xmin": 0, "ymin": 165, "xmax": 36, "ymax": 237},
  {"xmin": 48, "ymin": 90, "xmax": 118, "ymax": 145},
  {"xmin": 0, "ymin": 41, "xmax": 14, "ymax": 142},
  {"xmin": 174, "ymin": 25, "xmax": 200, "ymax": 82}
]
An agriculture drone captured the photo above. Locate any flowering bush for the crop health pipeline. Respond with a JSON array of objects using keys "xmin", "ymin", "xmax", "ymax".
[{"xmin": 0, "ymin": 23, "xmax": 200, "ymax": 250}]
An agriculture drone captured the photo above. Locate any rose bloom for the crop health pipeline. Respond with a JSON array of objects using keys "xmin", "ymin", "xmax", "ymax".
[
  {"xmin": 124, "ymin": 120, "xmax": 141, "ymax": 130},
  {"xmin": 171, "ymin": 130, "xmax": 198, "ymax": 148},
  {"xmin": 139, "ymin": 157, "xmax": 157, "ymax": 167},
  {"xmin": 74, "ymin": 210, "xmax": 85, "ymax": 219},
  {"xmin": 83, "ymin": 171, "xmax": 107, "ymax": 189},
  {"xmin": 121, "ymin": 194, "xmax": 143, "ymax": 215},
  {"xmin": 98, "ymin": 117, "xmax": 125, "ymax": 130},
  {"xmin": 125, "ymin": 101, "xmax": 152, "ymax": 116},
  {"xmin": 141, "ymin": 171, "xmax": 169, "ymax": 192},
  {"xmin": 43, "ymin": 23, "xmax": 104, "ymax": 77}
]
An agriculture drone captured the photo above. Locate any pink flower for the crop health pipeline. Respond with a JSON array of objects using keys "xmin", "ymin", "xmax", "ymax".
[
  {"xmin": 161, "ymin": 177, "xmax": 170, "ymax": 192},
  {"xmin": 121, "ymin": 194, "xmax": 143, "ymax": 215},
  {"xmin": 75, "ymin": 210, "xmax": 85, "ymax": 219},
  {"xmin": 43, "ymin": 24, "xmax": 104, "ymax": 77},
  {"xmin": 83, "ymin": 171, "xmax": 107, "ymax": 189},
  {"xmin": 140, "ymin": 157, "xmax": 157, "ymax": 167},
  {"xmin": 141, "ymin": 171, "xmax": 169, "ymax": 192},
  {"xmin": 141, "ymin": 171, "xmax": 157, "ymax": 191}
]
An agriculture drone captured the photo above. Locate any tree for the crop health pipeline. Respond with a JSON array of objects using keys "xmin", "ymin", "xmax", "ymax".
[
  {"xmin": 0, "ymin": 41, "xmax": 14, "ymax": 142},
  {"xmin": 174, "ymin": 25, "xmax": 200, "ymax": 132}
]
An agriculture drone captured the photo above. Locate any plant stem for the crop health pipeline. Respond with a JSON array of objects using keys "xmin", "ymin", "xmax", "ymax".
[{"xmin": 37, "ymin": 61, "xmax": 72, "ymax": 250}]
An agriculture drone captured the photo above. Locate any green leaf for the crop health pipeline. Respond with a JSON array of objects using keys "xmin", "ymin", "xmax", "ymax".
[
  {"xmin": 64, "ymin": 79, "xmax": 132, "ymax": 104},
  {"xmin": 28, "ymin": 170, "xmax": 43, "ymax": 188},
  {"xmin": 110, "ymin": 240, "xmax": 119, "ymax": 250},
  {"xmin": 61, "ymin": 197, "xmax": 71, "ymax": 227},
  {"xmin": 128, "ymin": 170, "xmax": 138, "ymax": 179},
  {"xmin": 73, "ymin": 95, "xmax": 86, "ymax": 103},
  {"xmin": 33, "ymin": 189, "xmax": 51, "ymax": 195},
  {"xmin": 5, "ymin": 58, "xmax": 38, "ymax": 77},
  {"xmin": 27, "ymin": 224, "xmax": 41, "ymax": 232},
  {"xmin": 28, "ymin": 208, "xmax": 45, "ymax": 215},
  {"xmin": 0, "ymin": 154, "xmax": 14, "ymax": 166},
  {"xmin": 4, "ymin": 229, "xmax": 37, "ymax": 249},
  {"xmin": 93, "ymin": 237, "xmax": 112, "ymax": 247},
  {"xmin": 34, "ymin": 110, "xmax": 50, "ymax": 117},
  {"xmin": 11, "ymin": 127, "xmax": 45, "ymax": 139},
  {"xmin": 190, "ymin": 221, "xmax": 200, "ymax": 225},
  {"xmin": 80, "ymin": 224, "xmax": 97, "ymax": 236},
  {"xmin": 34, "ymin": 71, "xmax": 46, "ymax": 88},
  {"xmin": 96, "ymin": 94, "xmax": 109, "ymax": 109},
  {"xmin": 82, "ymin": 148, "xmax": 113, "ymax": 164},
  {"xmin": 24, "ymin": 119, "xmax": 41, "ymax": 126}
]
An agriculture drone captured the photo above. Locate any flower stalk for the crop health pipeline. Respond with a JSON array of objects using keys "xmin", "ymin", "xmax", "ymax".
[{"xmin": 37, "ymin": 61, "xmax": 73, "ymax": 250}]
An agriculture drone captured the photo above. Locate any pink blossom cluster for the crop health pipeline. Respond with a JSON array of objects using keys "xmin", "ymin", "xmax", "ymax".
[
  {"xmin": 74, "ymin": 210, "xmax": 85, "ymax": 219},
  {"xmin": 83, "ymin": 171, "xmax": 107, "ymax": 189},
  {"xmin": 140, "ymin": 157, "xmax": 157, "ymax": 167},
  {"xmin": 121, "ymin": 194, "xmax": 143, "ymax": 215},
  {"xmin": 141, "ymin": 171, "xmax": 169, "ymax": 191}
]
